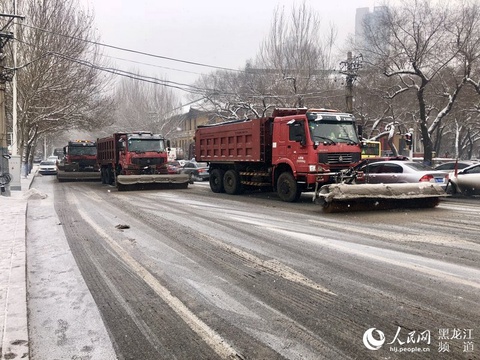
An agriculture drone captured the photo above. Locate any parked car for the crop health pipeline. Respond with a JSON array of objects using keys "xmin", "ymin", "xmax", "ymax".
[
  {"xmin": 165, "ymin": 161, "xmax": 182, "ymax": 174},
  {"xmin": 448, "ymin": 163, "xmax": 480, "ymax": 195},
  {"xmin": 38, "ymin": 160, "xmax": 58, "ymax": 175},
  {"xmin": 352, "ymin": 156, "xmax": 409, "ymax": 171},
  {"xmin": 434, "ymin": 160, "xmax": 478, "ymax": 172},
  {"xmin": 356, "ymin": 160, "xmax": 449, "ymax": 189},
  {"xmin": 180, "ymin": 161, "xmax": 209, "ymax": 182}
]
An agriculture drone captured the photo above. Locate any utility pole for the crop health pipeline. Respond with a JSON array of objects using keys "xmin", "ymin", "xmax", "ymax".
[
  {"xmin": 339, "ymin": 52, "xmax": 363, "ymax": 114},
  {"xmin": 12, "ymin": 0, "xmax": 19, "ymax": 157},
  {"xmin": 0, "ymin": 12, "xmax": 24, "ymax": 195},
  {"xmin": 0, "ymin": 27, "xmax": 14, "ymax": 196}
]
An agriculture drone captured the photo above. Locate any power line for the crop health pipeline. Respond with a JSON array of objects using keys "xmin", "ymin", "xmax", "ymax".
[
  {"xmin": 48, "ymin": 51, "xmax": 211, "ymax": 95},
  {"xmin": 19, "ymin": 23, "xmax": 244, "ymax": 73},
  {"xmin": 13, "ymin": 30, "xmax": 340, "ymax": 101},
  {"xmin": 102, "ymin": 54, "xmax": 205, "ymax": 77}
]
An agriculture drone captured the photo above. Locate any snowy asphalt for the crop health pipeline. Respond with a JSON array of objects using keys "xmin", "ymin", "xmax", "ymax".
[{"xmin": 0, "ymin": 168, "xmax": 117, "ymax": 360}]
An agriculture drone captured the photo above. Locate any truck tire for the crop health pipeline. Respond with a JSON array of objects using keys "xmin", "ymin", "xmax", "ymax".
[
  {"xmin": 277, "ymin": 172, "xmax": 301, "ymax": 202},
  {"xmin": 107, "ymin": 167, "xmax": 114, "ymax": 185},
  {"xmin": 209, "ymin": 169, "xmax": 225, "ymax": 193},
  {"xmin": 101, "ymin": 168, "xmax": 107, "ymax": 184},
  {"xmin": 223, "ymin": 169, "xmax": 242, "ymax": 195}
]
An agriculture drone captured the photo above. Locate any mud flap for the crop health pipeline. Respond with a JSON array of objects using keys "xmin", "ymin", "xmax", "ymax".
[{"xmin": 314, "ymin": 183, "xmax": 448, "ymax": 213}]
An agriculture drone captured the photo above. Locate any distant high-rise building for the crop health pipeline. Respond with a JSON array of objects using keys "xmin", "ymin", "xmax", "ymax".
[
  {"xmin": 355, "ymin": 6, "xmax": 388, "ymax": 48},
  {"xmin": 355, "ymin": 7, "xmax": 370, "ymax": 44}
]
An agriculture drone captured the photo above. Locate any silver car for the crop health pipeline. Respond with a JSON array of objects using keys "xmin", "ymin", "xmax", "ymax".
[
  {"xmin": 38, "ymin": 160, "xmax": 57, "ymax": 175},
  {"xmin": 434, "ymin": 160, "xmax": 478, "ymax": 172},
  {"xmin": 448, "ymin": 163, "xmax": 480, "ymax": 195},
  {"xmin": 357, "ymin": 160, "xmax": 449, "ymax": 189}
]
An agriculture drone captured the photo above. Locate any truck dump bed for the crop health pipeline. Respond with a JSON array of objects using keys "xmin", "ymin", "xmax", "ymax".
[
  {"xmin": 195, "ymin": 118, "xmax": 272, "ymax": 162},
  {"xmin": 96, "ymin": 135, "xmax": 118, "ymax": 164}
]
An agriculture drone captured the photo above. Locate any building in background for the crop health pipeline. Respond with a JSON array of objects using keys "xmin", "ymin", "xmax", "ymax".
[
  {"xmin": 355, "ymin": 6, "xmax": 388, "ymax": 51},
  {"xmin": 168, "ymin": 108, "xmax": 222, "ymax": 159}
]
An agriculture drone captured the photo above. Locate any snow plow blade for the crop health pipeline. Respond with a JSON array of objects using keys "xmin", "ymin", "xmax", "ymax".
[
  {"xmin": 116, "ymin": 174, "xmax": 190, "ymax": 190},
  {"xmin": 57, "ymin": 170, "xmax": 100, "ymax": 182},
  {"xmin": 314, "ymin": 183, "xmax": 448, "ymax": 213}
]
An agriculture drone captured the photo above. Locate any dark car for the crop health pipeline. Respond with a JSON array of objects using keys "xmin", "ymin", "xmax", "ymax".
[
  {"xmin": 356, "ymin": 160, "xmax": 449, "ymax": 189},
  {"xmin": 180, "ymin": 161, "xmax": 209, "ymax": 182}
]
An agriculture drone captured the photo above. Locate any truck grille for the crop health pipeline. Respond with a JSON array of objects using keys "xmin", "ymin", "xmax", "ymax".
[
  {"xmin": 78, "ymin": 159, "xmax": 97, "ymax": 167},
  {"xmin": 131, "ymin": 157, "xmax": 165, "ymax": 166},
  {"xmin": 318, "ymin": 152, "xmax": 360, "ymax": 165}
]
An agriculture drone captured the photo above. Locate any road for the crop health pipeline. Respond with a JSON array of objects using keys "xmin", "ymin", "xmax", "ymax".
[{"xmin": 26, "ymin": 175, "xmax": 480, "ymax": 360}]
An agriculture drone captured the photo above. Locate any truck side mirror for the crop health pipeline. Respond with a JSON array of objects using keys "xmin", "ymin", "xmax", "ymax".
[
  {"xmin": 294, "ymin": 134, "xmax": 306, "ymax": 146},
  {"xmin": 288, "ymin": 120, "xmax": 306, "ymax": 146},
  {"xmin": 357, "ymin": 125, "xmax": 363, "ymax": 138},
  {"xmin": 166, "ymin": 140, "xmax": 171, "ymax": 149},
  {"xmin": 118, "ymin": 140, "xmax": 125, "ymax": 152}
]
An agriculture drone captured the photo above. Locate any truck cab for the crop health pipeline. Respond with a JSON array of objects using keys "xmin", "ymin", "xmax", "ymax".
[
  {"xmin": 116, "ymin": 132, "xmax": 170, "ymax": 175},
  {"xmin": 271, "ymin": 109, "xmax": 361, "ymax": 192},
  {"xmin": 63, "ymin": 140, "xmax": 98, "ymax": 171}
]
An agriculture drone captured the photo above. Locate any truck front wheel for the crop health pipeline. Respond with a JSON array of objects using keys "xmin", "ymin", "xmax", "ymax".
[
  {"xmin": 277, "ymin": 172, "xmax": 301, "ymax": 202},
  {"xmin": 209, "ymin": 169, "xmax": 225, "ymax": 193},
  {"xmin": 223, "ymin": 169, "xmax": 242, "ymax": 195}
]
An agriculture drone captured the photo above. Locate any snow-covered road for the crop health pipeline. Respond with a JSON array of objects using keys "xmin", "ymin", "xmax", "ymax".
[{"xmin": 26, "ymin": 175, "xmax": 480, "ymax": 359}]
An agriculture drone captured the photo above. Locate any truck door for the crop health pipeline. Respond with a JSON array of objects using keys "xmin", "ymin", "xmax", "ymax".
[{"xmin": 287, "ymin": 120, "xmax": 309, "ymax": 172}]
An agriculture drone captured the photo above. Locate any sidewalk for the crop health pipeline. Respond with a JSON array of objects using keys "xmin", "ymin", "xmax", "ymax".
[{"xmin": 0, "ymin": 170, "xmax": 35, "ymax": 360}]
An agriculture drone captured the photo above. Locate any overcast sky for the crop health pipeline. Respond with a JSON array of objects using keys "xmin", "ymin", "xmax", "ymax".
[{"xmin": 80, "ymin": 0, "xmax": 383, "ymax": 94}]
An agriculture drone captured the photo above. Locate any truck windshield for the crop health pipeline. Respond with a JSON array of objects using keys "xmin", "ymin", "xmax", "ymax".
[
  {"xmin": 128, "ymin": 139, "xmax": 165, "ymax": 152},
  {"xmin": 69, "ymin": 146, "xmax": 97, "ymax": 156},
  {"xmin": 309, "ymin": 120, "xmax": 359, "ymax": 144}
]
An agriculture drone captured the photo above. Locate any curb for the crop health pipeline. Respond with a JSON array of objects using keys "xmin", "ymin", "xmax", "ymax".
[{"xmin": 0, "ymin": 169, "xmax": 36, "ymax": 360}]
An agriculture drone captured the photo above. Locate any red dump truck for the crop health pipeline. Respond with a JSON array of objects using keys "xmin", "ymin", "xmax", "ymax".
[
  {"xmin": 195, "ymin": 108, "xmax": 363, "ymax": 202},
  {"xmin": 56, "ymin": 140, "xmax": 100, "ymax": 181},
  {"xmin": 97, "ymin": 132, "xmax": 189, "ymax": 190}
]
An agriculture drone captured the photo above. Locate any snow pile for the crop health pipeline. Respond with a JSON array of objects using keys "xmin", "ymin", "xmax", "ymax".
[{"xmin": 23, "ymin": 188, "xmax": 48, "ymax": 200}]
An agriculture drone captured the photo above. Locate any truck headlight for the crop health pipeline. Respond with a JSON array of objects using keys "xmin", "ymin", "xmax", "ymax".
[{"xmin": 309, "ymin": 165, "xmax": 316, "ymax": 172}]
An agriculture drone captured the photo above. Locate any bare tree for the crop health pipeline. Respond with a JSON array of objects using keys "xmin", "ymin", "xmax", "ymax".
[
  {"xmin": 189, "ymin": 1, "xmax": 341, "ymax": 120},
  {"xmin": 5, "ymin": 0, "xmax": 114, "ymax": 164},
  {"xmin": 257, "ymin": 2, "xmax": 338, "ymax": 108},
  {"xmin": 112, "ymin": 72, "xmax": 182, "ymax": 136},
  {"xmin": 360, "ymin": 0, "xmax": 480, "ymax": 163}
]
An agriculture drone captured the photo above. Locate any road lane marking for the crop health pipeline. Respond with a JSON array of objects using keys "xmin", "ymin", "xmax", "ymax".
[
  {"xmin": 272, "ymin": 227, "xmax": 480, "ymax": 290},
  {"xmin": 199, "ymin": 232, "xmax": 336, "ymax": 296},
  {"xmin": 75, "ymin": 206, "xmax": 240, "ymax": 359}
]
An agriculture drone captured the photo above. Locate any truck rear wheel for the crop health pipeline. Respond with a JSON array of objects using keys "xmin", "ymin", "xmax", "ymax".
[
  {"xmin": 101, "ymin": 168, "xmax": 107, "ymax": 184},
  {"xmin": 107, "ymin": 167, "xmax": 115, "ymax": 185},
  {"xmin": 277, "ymin": 172, "xmax": 301, "ymax": 202},
  {"xmin": 209, "ymin": 169, "xmax": 225, "ymax": 193},
  {"xmin": 223, "ymin": 169, "xmax": 242, "ymax": 195}
]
